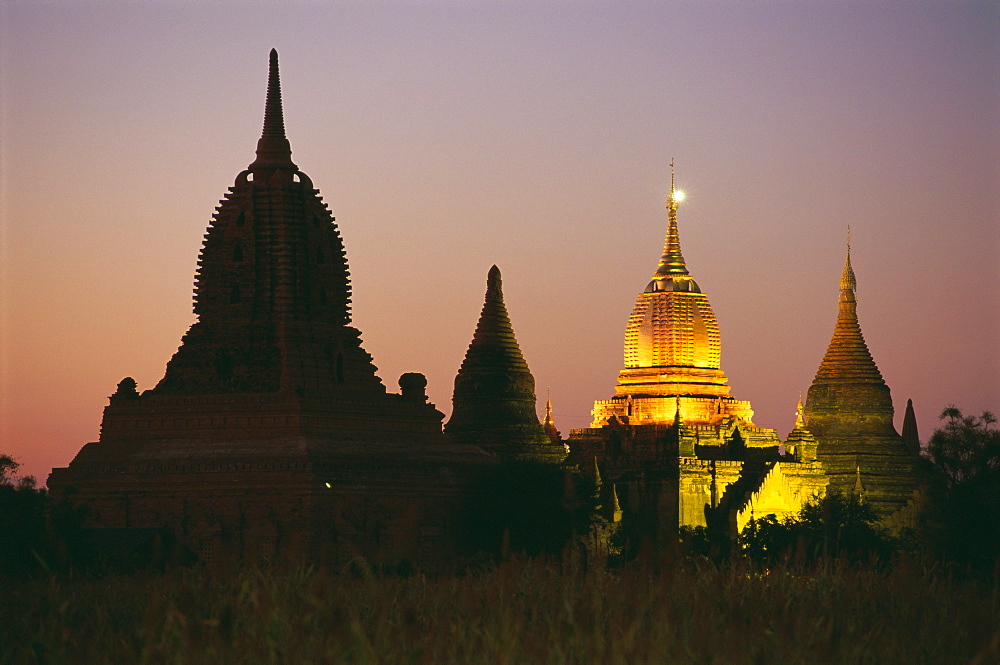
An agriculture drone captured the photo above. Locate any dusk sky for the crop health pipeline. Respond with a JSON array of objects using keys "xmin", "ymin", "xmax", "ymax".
[{"xmin": 2, "ymin": 1, "xmax": 997, "ymax": 483}]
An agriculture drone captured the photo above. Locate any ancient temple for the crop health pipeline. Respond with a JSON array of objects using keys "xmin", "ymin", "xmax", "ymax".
[
  {"xmin": 590, "ymin": 169, "xmax": 755, "ymax": 429},
  {"xmin": 48, "ymin": 51, "xmax": 494, "ymax": 570},
  {"xmin": 804, "ymin": 242, "xmax": 921, "ymax": 524},
  {"xmin": 569, "ymin": 172, "xmax": 827, "ymax": 540},
  {"xmin": 445, "ymin": 266, "xmax": 565, "ymax": 464},
  {"xmin": 44, "ymin": 50, "xmax": 928, "ymax": 567}
]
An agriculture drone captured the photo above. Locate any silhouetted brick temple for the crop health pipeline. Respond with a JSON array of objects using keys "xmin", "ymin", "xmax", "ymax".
[
  {"xmin": 445, "ymin": 265, "xmax": 565, "ymax": 464},
  {"xmin": 49, "ymin": 52, "xmax": 923, "ymax": 568},
  {"xmin": 48, "ymin": 51, "xmax": 495, "ymax": 570}
]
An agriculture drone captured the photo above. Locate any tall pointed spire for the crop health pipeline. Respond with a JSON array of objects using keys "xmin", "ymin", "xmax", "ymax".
[
  {"xmin": 609, "ymin": 483, "xmax": 623, "ymax": 523},
  {"xmin": 794, "ymin": 393, "xmax": 806, "ymax": 429},
  {"xmin": 249, "ymin": 49, "xmax": 296, "ymax": 173},
  {"xmin": 462, "ymin": 266, "xmax": 530, "ymax": 373},
  {"xmin": 812, "ymin": 231, "xmax": 883, "ymax": 385},
  {"xmin": 153, "ymin": 48, "xmax": 384, "ymax": 397},
  {"xmin": 901, "ymin": 398, "xmax": 920, "ymax": 455},
  {"xmin": 805, "ymin": 232, "xmax": 896, "ymax": 437},
  {"xmin": 543, "ymin": 391, "xmax": 563, "ymax": 446},
  {"xmin": 803, "ymin": 233, "xmax": 920, "ymax": 515},
  {"xmin": 853, "ymin": 459, "xmax": 866, "ymax": 502},
  {"xmin": 652, "ymin": 160, "xmax": 690, "ymax": 280}
]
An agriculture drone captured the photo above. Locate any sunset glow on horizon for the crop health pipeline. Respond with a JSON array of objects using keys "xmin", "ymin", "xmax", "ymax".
[{"xmin": 2, "ymin": 2, "xmax": 997, "ymax": 483}]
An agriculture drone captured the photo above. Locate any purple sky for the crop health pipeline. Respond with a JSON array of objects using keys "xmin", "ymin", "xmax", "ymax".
[{"xmin": 2, "ymin": 1, "xmax": 997, "ymax": 483}]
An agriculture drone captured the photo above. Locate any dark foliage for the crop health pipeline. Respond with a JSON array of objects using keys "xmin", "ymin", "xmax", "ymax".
[
  {"xmin": 0, "ymin": 455, "xmax": 101, "ymax": 576},
  {"xmin": 920, "ymin": 406, "xmax": 1000, "ymax": 571},
  {"xmin": 459, "ymin": 462, "xmax": 599, "ymax": 560},
  {"xmin": 678, "ymin": 524, "xmax": 734, "ymax": 563},
  {"xmin": 0, "ymin": 455, "xmax": 51, "ymax": 575},
  {"xmin": 740, "ymin": 492, "xmax": 899, "ymax": 567}
]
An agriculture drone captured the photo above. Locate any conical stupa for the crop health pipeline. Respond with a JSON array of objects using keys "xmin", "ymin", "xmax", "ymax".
[
  {"xmin": 591, "ymin": 167, "xmax": 755, "ymax": 427},
  {"xmin": 804, "ymin": 238, "xmax": 921, "ymax": 519},
  {"xmin": 446, "ymin": 266, "xmax": 565, "ymax": 463}
]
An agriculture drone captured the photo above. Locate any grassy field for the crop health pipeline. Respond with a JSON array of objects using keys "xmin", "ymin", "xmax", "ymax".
[{"xmin": 3, "ymin": 558, "xmax": 997, "ymax": 665}]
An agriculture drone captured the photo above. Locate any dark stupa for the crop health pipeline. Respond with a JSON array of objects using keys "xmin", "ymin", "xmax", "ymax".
[
  {"xmin": 445, "ymin": 266, "xmax": 565, "ymax": 463},
  {"xmin": 804, "ymin": 242, "xmax": 921, "ymax": 522},
  {"xmin": 49, "ymin": 51, "xmax": 492, "ymax": 569}
]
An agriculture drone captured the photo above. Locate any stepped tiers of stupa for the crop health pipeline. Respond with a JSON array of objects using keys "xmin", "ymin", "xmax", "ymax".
[
  {"xmin": 445, "ymin": 266, "xmax": 566, "ymax": 464},
  {"xmin": 48, "ymin": 51, "xmax": 496, "ymax": 571},
  {"xmin": 569, "ymin": 173, "xmax": 829, "ymax": 537},
  {"xmin": 590, "ymin": 177, "xmax": 755, "ymax": 429},
  {"xmin": 49, "ymin": 51, "xmax": 923, "ymax": 569},
  {"xmin": 804, "ymin": 245, "xmax": 922, "ymax": 523}
]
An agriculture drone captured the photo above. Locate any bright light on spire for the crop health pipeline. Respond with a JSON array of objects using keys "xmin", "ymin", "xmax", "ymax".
[{"xmin": 673, "ymin": 189, "xmax": 685, "ymax": 203}]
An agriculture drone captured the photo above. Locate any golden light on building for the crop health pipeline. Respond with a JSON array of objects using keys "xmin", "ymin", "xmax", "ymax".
[{"xmin": 591, "ymin": 167, "xmax": 755, "ymax": 427}]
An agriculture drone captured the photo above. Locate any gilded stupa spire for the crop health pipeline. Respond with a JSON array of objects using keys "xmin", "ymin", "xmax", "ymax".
[
  {"xmin": 794, "ymin": 394, "xmax": 806, "ymax": 429},
  {"xmin": 653, "ymin": 160, "xmax": 690, "ymax": 279},
  {"xmin": 840, "ymin": 227, "xmax": 857, "ymax": 293},
  {"xmin": 249, "ymin": 49, "xmax": 297, "ymax": 173},
  {"xmin": 543, "ymin": 390, "xmax": 563, "ymax": 446}
]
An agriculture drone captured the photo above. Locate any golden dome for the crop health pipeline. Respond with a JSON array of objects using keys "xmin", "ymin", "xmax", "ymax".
[{"xmin": 592, "ymin": 170, "xmax": 755, "ymax": 428}]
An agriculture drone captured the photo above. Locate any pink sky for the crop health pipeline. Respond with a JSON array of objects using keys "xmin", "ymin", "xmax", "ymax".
[{"xmin": 2, "ymin": 2, "xmax": 997, "ymax": 484}]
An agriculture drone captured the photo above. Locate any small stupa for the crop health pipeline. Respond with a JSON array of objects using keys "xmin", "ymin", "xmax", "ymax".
[{"xmin": 446, "ymin": 266, "xmax": 565, "ymax": 463}]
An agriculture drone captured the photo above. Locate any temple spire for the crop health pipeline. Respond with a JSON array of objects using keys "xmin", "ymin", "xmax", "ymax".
[
  {"xmin": 446, "ymin": 265, "xmax": 564, "ymax": 462},
  {"xmin": 901, "ymin": 398, "xmax": 920, "ymax": 455},
  {"xmin": 653, "ymin": 160, "xmax": 689, "ymax": 279},
  {"xmin": 812, "ymin": 232, "xmax": 882, "ymax": 384},
  {"xmin": 804, "ymin": 234, "xmax": 896, "ymax": 441},
  {"xmin": 840, "ymin": 227, "xmax": 856, "ymax": 293},
  {"xmin": 249, "ymin": 49, "xmax": 296, "ymax": 173},
  {"xmin": 543, "ymin": 390, "xmax": 563, "ymax": 446}
]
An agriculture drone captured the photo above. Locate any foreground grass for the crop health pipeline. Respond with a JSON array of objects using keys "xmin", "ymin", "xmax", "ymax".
[{"xmin": 3, "ymin": 559, "xmax": 997, "ymax": 665}]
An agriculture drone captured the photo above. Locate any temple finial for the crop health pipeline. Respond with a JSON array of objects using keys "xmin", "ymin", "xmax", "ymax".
[
  {"xmin": 249, "ymin": 49, "xmax": 296, "ymax": 172},
  {"xmin": 542, "ymin": 388, "xmax": 563, "ymax": 447},
  {"xmin": 610, "ymin": 483, "xmax": 623, "ymax": 522},
  {"xmin": 901, "ymin": 398, "xmax": 920, "ymax": 455},
  {"xmin": 263, "ymin": 49, "xmax": 286, "ymax": 139},
  {"xmin": 669, "ymin": 158, "xmax": 676, "ymax": 205},
  {"xmin": 652, "ymin": 161, "xmax": 689, "ymax": 279},
  {"xmin": 840, "ymin": 227, "xmax": 856, "ymax": 293},
  {"xmin": 794, "ymin": 393, "xmax": 806, "ymax": 429}
]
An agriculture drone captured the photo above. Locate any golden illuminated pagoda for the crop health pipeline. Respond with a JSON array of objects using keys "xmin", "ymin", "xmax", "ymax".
[{"xmin": 591, "ymin": 167, "xmax": 755, "ymax": 428}]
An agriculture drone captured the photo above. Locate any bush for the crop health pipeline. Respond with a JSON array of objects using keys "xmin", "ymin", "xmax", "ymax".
[
  {"xmin": 741, "ymin": 492, "xmax": 899, "ymax": 567},
  {"xmin": 921, "ymin": 407, "xmax": 1000, "ymax": 571}
]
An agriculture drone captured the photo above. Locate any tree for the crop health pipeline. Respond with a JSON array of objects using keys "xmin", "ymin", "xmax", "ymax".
[
  {"xmin": 0, "ymin": 454, "xmax": 51, "ymax": 575},
  {"xmin": 921, "ymin": 407, "xmax": 1000, "ymax": 571},
  {"xmin": 740, "ymin": 492, "xmax": 898, "ymax": 567}
]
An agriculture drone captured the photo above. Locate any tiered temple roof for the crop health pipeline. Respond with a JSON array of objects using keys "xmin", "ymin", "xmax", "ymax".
[
  {"xmin": 153, "ymin": 49, "xmax": 384, "ymax": 398},
  {"xmin": 591, "ymin": 168, "xmax": 755, "ymax": 428},
  {"xmin": 804, "ymin": 242, "xmax": 895, "ymax": 438},
  {"xmin": 446, "ymin": 266, "xmax": 564, "ymax": 463},
  {"xmin": 804, "ymin": 240, "xmax": 921, "ymax": 521}
]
